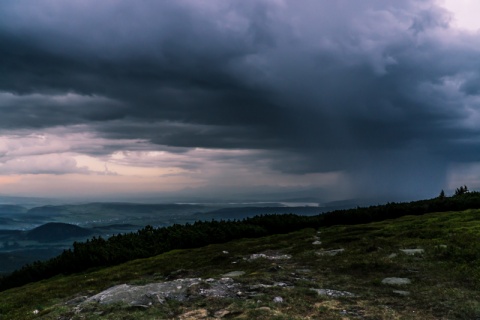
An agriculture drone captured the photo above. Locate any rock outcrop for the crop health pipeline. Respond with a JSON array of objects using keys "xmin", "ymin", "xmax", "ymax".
[{"xmin": 84, "ymin": 277, "xmax": 240, "ymax": 307}]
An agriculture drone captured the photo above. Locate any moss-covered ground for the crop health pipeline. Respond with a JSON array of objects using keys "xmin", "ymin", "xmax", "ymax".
[{"xmin": 1, "ymin": 209, "xmax": 480, "ymax": 319}]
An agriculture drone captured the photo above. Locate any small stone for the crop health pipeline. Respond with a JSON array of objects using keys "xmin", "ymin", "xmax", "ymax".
[
  {"xmin": 274, "ymin": 282, "xmax": 289, "ymax": 287},
  {"xmin": 312, "ymin": 240, "xmax": 322, "ymax": 245},
  {"xmin": 393, "ymin": 290, "xmax": 410, "ymax": 296},
  {"xmin": 249, "ymin": 284, "xmax": 272, "ymax": 290},
  {"xmin": 220, "ymin": 277, "xmax": 233, "ymax": 282},
  {"xmin": 400, "ymin": 249, "xmax": 424, "ymax": 255},
  {"xmin": 381, "ymin": 277, "xmax": 411, "ymax": 285},
  {"xmin": 222, "ymin": 250, "xmax": 229, "ymax": 254},
  {"xmin": 315, "ymin": 249, "xmax": 344, "ymax": 256},
  {"xmin": 250, "ymin": 253, "xmax": 268, "ymax": 260},
  {"xmin": 388, "ymin": 253, "xmax": 397, "ymax": 259},
  {"xmin": 273, "ymin": 296, "xmax": 284, "ymax": 303},
  {"xmin": 222, "ymin": 271, "xmax": 245, "ymax": 277}
]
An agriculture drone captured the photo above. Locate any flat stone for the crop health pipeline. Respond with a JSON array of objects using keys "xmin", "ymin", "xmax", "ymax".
[
  {"xmin": 274, "ymin": 282, "xmax": 289, "ymax": 287},
  {"xmin": 393, "ymin": 290, "xmax": 410, "ymax": 296},
  {"xmin": 400, "ymin": 249, "xmax": 424, "ymax": 255},
  {"xmin": 387, "ymin": 253, "xmax": 397, "ymax": 259},
  {"xmin": 312, "ymin": 240, "xmax": 322, "ymax": 245},
  {"xmin": 249, "ymin": 253, "xmax": 292, "ymax": 260},
  {"xmin": 257, "ymin": 306, "xmax": 272, "ymax": 312},
  {"xmin": 214, "ymin": 309, "xmax": 231, "ymax": 318},
  {"xmin": 310, "ymin": 288, "xmax": 356, "ymax": 297},
  {"xmin": 222, "ymin": 271, "xmax": 245, "ymax": 277},
  {"xmin": 381, "ymin": 277, "xmax": 411, "ymax": 286},
  {"xmin": 179, "ymin": 308, "xmax": 208, "ymax": 319},
  {"xmin": 315, "ymin": 249, "xmax": 344, "ymax": 256},
  {"xmin": 250, "ymin": 282, "xmax": 292, "ymax": 290},
  {"xmin": 250, "ymin": 284, "xmax": 272, "ymax": 289}
]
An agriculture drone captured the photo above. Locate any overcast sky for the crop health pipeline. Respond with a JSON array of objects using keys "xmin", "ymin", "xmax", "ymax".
[{"xmin": 0, "ymin": 0, "xmax": 479, "ymax": 202}]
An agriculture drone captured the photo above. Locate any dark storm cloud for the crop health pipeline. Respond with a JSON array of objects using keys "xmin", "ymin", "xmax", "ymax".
[
  {"xmin": 0, "ymin": 0, "xmax": 287, "ymax": 134},
  {"xmin": 1, "ymin": 0, "xmax": 480, "ymax": 198}
]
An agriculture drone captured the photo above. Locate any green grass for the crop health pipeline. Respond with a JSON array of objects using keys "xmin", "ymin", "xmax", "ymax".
[{"xmin": 2, "ymin": 209, "xmax": 480, "ymax": 319}]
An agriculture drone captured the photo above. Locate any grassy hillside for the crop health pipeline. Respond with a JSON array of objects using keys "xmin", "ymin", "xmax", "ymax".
[{"xmin": 1, "ymin": 209, "xmax": 480, "ymax": 319}]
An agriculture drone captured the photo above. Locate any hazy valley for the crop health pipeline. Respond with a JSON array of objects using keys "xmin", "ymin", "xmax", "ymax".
[{"xmin": 0, "ymin": 199, "xmax": 348, "ymax": 275}]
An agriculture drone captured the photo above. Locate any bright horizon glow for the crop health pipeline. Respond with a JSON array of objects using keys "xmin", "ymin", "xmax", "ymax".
[{"xmin": 443, "ymin": 0, "xmax": 480, "ymax": 31}]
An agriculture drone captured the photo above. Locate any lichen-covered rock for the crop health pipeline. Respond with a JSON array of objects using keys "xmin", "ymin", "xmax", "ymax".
[{"xmin": 83, "ymin": 277, "xmax": 240, "ymax": 306}]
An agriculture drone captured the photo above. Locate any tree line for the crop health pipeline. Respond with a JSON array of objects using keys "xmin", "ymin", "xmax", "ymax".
[{"xmin": 1, "ymin": 189, "xmax": 479, "ymax": 291}]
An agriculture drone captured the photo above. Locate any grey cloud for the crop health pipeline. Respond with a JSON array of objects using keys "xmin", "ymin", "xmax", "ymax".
[
  {"xmin": 409, "ymin": 6, "xmax": 452, "ymax": 34},
  {"xmin": 0, "ymin": 154, "xmax": 89, "ymax": 175}
]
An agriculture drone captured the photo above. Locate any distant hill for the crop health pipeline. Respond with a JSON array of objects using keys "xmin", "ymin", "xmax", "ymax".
[
  {"xmin": 26, "ymin": 203, "xmax": 206, "ymax": 215},
  {"xmin": 196, "ymin": 206, "xmax": 322, "ymax": 220},
  {"xmin": 25, "ymin": 222, "xmax": 94, "ymax": 243}
]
